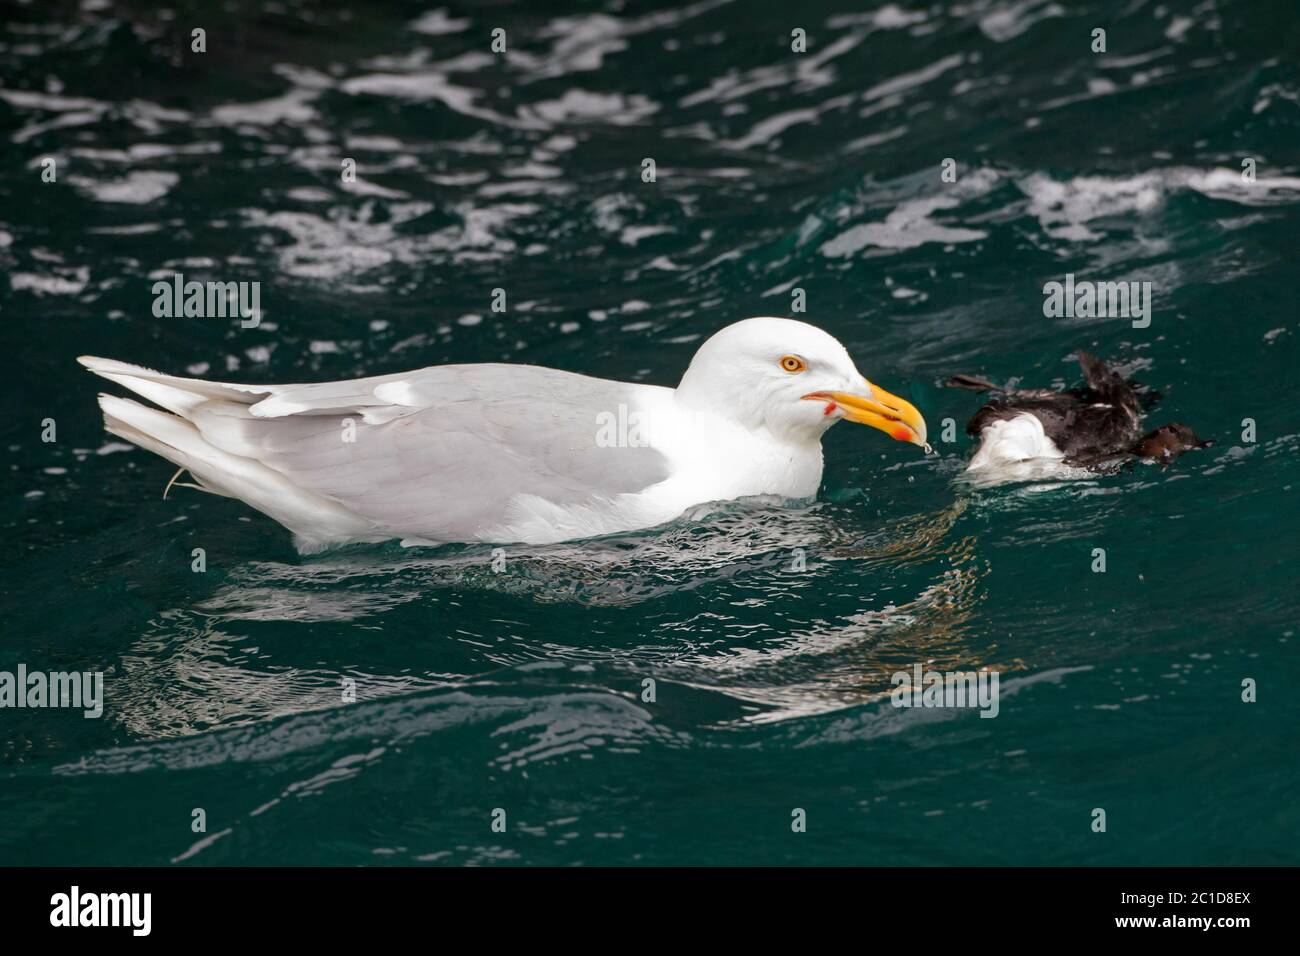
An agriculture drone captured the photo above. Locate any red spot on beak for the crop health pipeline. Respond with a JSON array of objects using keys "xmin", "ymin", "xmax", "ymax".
[{"xmin": 891, "ymin": 426, "xmax": 912, "ymax": 442}]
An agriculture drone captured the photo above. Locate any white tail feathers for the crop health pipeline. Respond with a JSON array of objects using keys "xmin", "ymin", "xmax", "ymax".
[
  {"xmin": 83, "ymin": 359, "xmax": 375, "ymax": 551},
  {"xmin": 97, "ymin": 394, "xmax": 235, "ymax": 498},
  {"xmin": 77, "ymin": 356, "xmax": 270, "ymax": 415}
]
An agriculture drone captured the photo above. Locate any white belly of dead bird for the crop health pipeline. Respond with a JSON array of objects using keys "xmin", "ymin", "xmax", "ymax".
[{"xmin": 964, "ymin": 414, "xmax": 1088, "ymax": 483}]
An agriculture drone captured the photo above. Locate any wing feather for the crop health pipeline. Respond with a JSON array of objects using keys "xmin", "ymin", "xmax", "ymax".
[{"xmin": 187, "ymin": 364, "xmax": 674, "ymax": 542}]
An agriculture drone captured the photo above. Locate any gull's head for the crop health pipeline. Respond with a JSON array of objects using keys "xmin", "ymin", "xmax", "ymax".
[{"xmin": 675, "ymin": 317, "xmax": 928, "ymax": 450}]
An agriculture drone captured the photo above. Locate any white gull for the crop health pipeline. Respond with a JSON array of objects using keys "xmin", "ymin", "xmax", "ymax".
[{"xmin": 80, "ymin": 317, "xmax": 928, "ymax": 551}]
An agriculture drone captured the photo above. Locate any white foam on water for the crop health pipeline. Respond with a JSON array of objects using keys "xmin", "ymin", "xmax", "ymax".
[
  {"xmin": 1020, "ymin": 167, "xmax": 1300, "ymax": 241},
  {"xmin": 820, "ymin": 168, "xmax": 998, "ymax": 255}
]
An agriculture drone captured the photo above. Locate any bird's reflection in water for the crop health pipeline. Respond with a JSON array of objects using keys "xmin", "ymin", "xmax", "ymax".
[
  {"xmin": 666, "ymin": 499, "xmax": 1018, "ymax": 725},
  {"xmin": 110, "ymin": 497, "xmax": 1007, "ymax": 737}
]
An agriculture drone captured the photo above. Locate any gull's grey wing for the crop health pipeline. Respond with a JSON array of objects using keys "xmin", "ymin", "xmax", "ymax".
[{"xmin": 188, "ymin": 363, "xmax": 673, "ymax": 541}]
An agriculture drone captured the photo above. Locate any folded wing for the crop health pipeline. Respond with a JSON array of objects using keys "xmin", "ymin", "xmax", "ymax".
[{"xmin": 80, "ymin": 357, "xmax": 673, "ymax": 549}]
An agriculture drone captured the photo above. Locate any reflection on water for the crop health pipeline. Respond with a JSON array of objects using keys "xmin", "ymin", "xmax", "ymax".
[{"xmin": 106, "ymin": 498, "xmax": 990, "ymax": 737}]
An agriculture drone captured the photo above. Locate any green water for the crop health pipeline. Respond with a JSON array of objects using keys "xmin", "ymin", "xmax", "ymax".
[{"xmin": 1, "ymin": 0, "xmax": 1297, "ymax": 865}]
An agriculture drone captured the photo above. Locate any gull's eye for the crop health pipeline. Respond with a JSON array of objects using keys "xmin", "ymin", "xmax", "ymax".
[{"xmin": 779, "ymin": 354, "xmax": 807, "ymax": 374}]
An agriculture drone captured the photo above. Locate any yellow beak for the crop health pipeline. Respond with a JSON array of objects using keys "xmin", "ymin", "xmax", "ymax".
[{"xmin": 803, "ymin": 381, "xmax": 930, "ymax": 451}]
